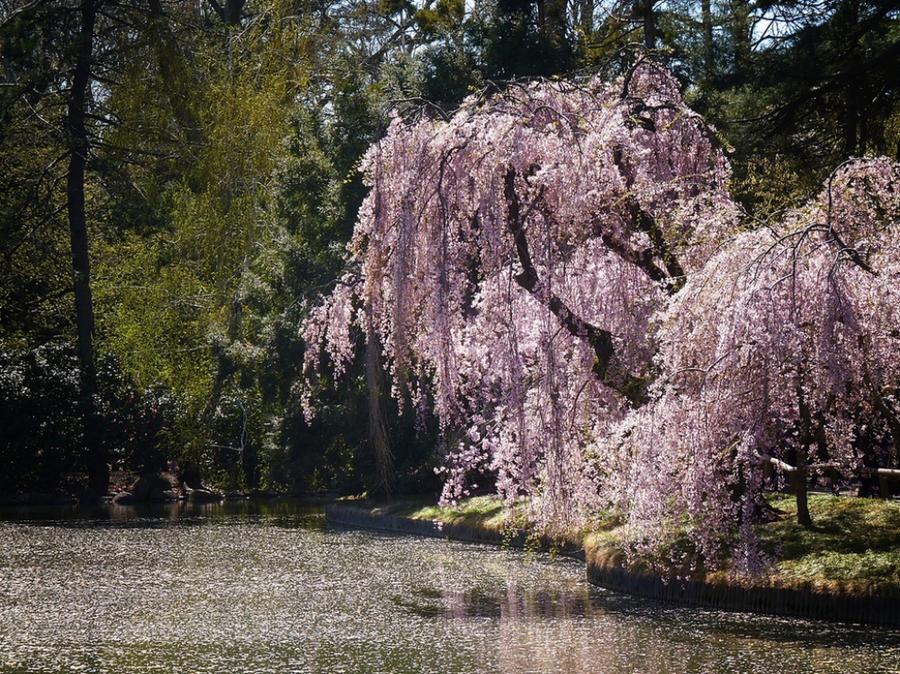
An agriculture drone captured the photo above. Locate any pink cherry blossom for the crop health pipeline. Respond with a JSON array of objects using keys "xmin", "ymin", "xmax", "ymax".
[{"xmin": 301, "ymin": 62, "xmax": 900, "ymax": 568}]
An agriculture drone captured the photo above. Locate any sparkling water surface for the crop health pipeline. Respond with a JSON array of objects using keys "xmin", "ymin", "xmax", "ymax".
[{"xmin": 0, "ymin": 500, "xmax": 896, "ymax": 674}]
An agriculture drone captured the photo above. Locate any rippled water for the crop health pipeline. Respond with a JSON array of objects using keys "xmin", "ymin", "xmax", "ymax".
[{"xmin": 0, "ymin": 501, "xmax": 897, "ymax": 674}]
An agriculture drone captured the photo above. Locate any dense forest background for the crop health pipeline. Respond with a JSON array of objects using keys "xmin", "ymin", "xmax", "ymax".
[{"xmin": 1, "ymin": 0, "xmax": 898, "ymax": 500}]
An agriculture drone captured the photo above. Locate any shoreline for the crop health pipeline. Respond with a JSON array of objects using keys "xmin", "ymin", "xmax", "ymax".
[{"xmin": 325, "ymin": 501, "xmax": 900, "ymax": 629}]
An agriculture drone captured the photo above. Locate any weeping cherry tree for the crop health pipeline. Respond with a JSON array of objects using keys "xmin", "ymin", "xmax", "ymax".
[{"xmin": 301, "ymin": 62, "xmax": 900, "ymax": 569}]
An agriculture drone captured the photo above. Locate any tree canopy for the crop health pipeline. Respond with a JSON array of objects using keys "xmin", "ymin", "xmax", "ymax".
[{"xmin": 302, "ymin": 63, "xmax": 900, "ymax": 567}]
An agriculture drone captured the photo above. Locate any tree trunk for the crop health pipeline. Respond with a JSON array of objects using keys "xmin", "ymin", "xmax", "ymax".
[
  {"xmin": 535, "ymin": 0, "xmax": 568, "ymax": 58},
  {"xmin": 638, "ymin": 0, "xmax": 656, "ymax": 49},
  {"xmin": 729, "ymin": 0, "xmax": 751, "ymax": 81},
  {"xmin": 795, "ymin": 385, "xmax": 814, "ymax": 529},
  {"xmin": 791, "ymin": 447, "xmax": 812, "ymax": 529},
  {"xmin": 66, "ymin": 0, "xmax": 106, "ymax": 497},
  {"xmin": 701, "ymin": 0, "xmax": 714, "ymax": 80},
  {"xmin": 223, "ymin": 0, "xmax": 244, "ymax": 25},
  {"xmin": 365, "ymin": 316, "xmax": 394, "ymax": 499},
  {"xmin": 207, "ymin": 0, "xmax": 244, "ymax": 25},
  {"xmin": 580, "ymin": 0, "xmax": 594, "ymax": 38},
  {"xmin": 199, "ymin": 280, "xmax": 244, "ymax": 425},
  {"xmin": 844, "ymin": 83, "xmax": 859, "ymax": 157},
  {"xmin": 842, "ymin": 0, "xmax": 860, "ymax": 157}
]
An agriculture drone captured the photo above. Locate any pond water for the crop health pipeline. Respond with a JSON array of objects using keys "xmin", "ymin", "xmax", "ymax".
[{"xmin": 0, "ymin": 500, "xmax": 896, "ymax": 674}]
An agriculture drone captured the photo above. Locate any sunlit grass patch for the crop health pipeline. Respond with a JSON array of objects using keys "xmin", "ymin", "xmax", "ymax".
[
  {"xmin": 758, "ymin": 494, "xmax": 900, "ymax": 594},
  {"xmin": 388, "ymin": 495, "xmax": 511, "ymax": 531}
]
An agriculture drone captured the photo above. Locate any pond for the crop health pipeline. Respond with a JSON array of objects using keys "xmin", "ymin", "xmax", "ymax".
[{"xmin": 0, "ymin": 500, "xmax": 896, "ymax": 674}]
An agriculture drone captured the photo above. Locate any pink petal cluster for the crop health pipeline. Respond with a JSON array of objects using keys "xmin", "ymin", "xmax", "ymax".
[
  {"xmin": 300, "ymin": 63, "xmax": 900, "ymax": 566},
  {"xmin": 613, "ymin": 158, "xmax": 900, "ymax": 570}
]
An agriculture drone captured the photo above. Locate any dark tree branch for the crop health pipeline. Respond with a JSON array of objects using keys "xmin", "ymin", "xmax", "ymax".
[
  {"xmin": 504, "ymin": 168, "xmax": 622, "ymax": 387},
  {"xmin": 612, "ymin": 146, "xmax": 685, "ymax": 291},
  {"xmin": 593, "ymin": 219, "xmax": 670, "ymax": 284},
  {"xmin": 205, "ymin": 0, "xmax": 225, "ymax": 21}
]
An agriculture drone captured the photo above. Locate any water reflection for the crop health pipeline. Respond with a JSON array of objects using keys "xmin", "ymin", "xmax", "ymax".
[
  {"xmin": 395, "ymin": 584, "xmax": 596, "ymax": 620},
  {"xmin": 0, "ymin": 498, "xmax": 326, "ymax": 529},
  {"xmin": 0, "ymin": 501, "xmax": 896, "ymax": 674}
]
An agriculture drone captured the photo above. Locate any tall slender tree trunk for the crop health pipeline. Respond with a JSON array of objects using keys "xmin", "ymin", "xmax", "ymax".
[
  {"xmin": 842, "ymin": 0, "xmax": 861, "ymax": 157},
  {"xmin": 535, "ymin": 0, "xmax": 569, "ymax": 62},
  {"xmin": 365, "ymin": 316, "xmax": 394, "ymax": 499},
  {"xmin": 795, "ymin": 384, "xmax": 814, "ymax": 529},
  {"xmin": 223, "ymin": 0, "xmax": 244, "ymax": 25},
  {"xmin": 701, "ymin": 0, "xmax": 714, "ymax": 80},
  {"xmin": 791, "ymin": 446, "xmax": 812, "ymax": 528},
  {"xmin": 639, "ymin": 0, "xmax": 656, "ymax": 49},
  {"xmin": 66, "ymin": 0, "xmax": 106, "ymax": 497},
  {"xmin": 206, "ymin": 0, "xmax": 244, "ymax": 25},
  {"xmin": 580, "ymin": 0, "xmax": 594, "ymax": 38},
  {"xmin": 199, "ymin": 268, "xmax": 245, "ymax": 428},
  {"xmin": 730, "ymin": 0, "xmax": 751, "ymax": 81},
  {"xmin": 858, "ymin": 108, "xmax": 868, "ymax": 154}
]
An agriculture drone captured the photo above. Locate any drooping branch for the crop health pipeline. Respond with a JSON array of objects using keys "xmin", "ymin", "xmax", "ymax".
[
  {"xmin": 592, "ymin": 216, "xmax": 670, "ymax": 285},
  {"xmin": 612, "ymin": 146, "xmax": 686, "ymax": 290},
  {"xmin": 504, "ymin": 168, "xmax": 617, "ymax": 381},
  {"xmin": 523, "ymin": 167, "xmax": 673, "ymax": 287}
]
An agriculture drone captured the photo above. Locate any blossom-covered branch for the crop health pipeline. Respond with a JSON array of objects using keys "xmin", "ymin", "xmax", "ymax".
[{"xmin": 503, "ymin": 167, "xmax": 615, "ymax": 381}]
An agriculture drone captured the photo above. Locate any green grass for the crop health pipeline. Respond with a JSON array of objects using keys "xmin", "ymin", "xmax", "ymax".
[
  {"xmin": 379, "ymin": 495, "xmax": 513, "ymax": 531},
  {"xmin": 384, "ymin": 496, "xmax": 608, "ymax": 548},
  {"xmin": 757, "ymin": 493, "xmax": 900, "ymax": 594},
  {"xmin": 354, "ymin": 492, "xmax": 900, "ymax": 595}
]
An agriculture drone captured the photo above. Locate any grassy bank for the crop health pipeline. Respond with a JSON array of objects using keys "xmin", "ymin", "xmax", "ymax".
[
  {"xmin": 354, "ymin": 493, "xmax": 900, "ymax": 596},
  {"xmin": 757, "ymin": 494, "xmax": 900, "ymax": 594}
]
